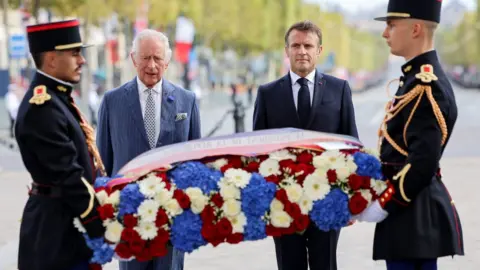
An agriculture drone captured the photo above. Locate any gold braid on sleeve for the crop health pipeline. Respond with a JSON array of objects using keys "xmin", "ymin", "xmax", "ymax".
[{"xmin": 378, "ymin": 84, "xmax": 448, "ymax": 156}]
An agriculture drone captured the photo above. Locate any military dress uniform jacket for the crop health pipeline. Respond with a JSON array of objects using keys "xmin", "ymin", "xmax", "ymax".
[
  {"xmin": 373, "ymin": 50, "xmax": 465, "ymax": 260},
  {"xmin": 15, "ymin": 71, "xmax": 105, "ymax": 270}
]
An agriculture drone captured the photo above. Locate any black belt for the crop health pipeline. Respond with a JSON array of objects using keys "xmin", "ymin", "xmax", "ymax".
[{"xmin": 29, "ymin": 183, "xmax": 63, "ymax": 198}]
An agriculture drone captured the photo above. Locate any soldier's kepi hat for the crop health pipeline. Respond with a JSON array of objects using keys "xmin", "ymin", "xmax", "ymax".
[
  {"xmin": 26, "ymin": 19, "xmax": 91, "ymax": 54},
  {"xmin": 374, "ymin": 0, "xmax": 442, "ymax": 23}
]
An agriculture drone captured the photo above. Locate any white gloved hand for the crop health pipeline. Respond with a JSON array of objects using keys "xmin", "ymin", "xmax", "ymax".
[{"xmin": 355, "ymin": 200, "xmax": 389, "ymax": 223}]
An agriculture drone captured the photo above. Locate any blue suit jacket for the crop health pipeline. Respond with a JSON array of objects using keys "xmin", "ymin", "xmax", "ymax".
[
  {"xmin": 97, "ymin": 78, "xmax": 201, "ymax": 176},
  {"xmin": 253, "ymin": 70, "xmax": 358, "ymax": 138}
]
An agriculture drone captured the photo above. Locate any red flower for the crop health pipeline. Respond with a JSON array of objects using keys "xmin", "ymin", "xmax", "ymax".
[
  {"xmin": 155, "ymin": 209, "xmax": 169, "ymax": 227},
  {"xmin": 294, "ymin": 215, "xmax": 310, "ymax": 232},
  {"xmin": 284, "ymin": 223, "xmax": 297, "ymax": 235},
  {"xmin": 200, "ymin": 205, "xmax": 216, "ymax": 223},
  {"xmin": 135, "ymin": 247, "xmax": 152, "ymax": 262},
  {"xmin": 114, "ymin": 242, "xmax": 133, "ymax": 259},
  {"xmin": 164, "ymin": 181, "xmax": 172, "ymax": 191},
  {"xmin": 201, "ymin": 222, "xmax": 217, "ymax": 241},
  {"xmin": 211, "ymin": 193, "xmax": 224, "ymax": 208},
  {"xmin": 361, "ymin": 176, "xmax": 372, "ymax": 189},
  {"xmin": 257, "ymin": 155, "xmax": 269, "ymax": 162},
  {"xmin": 220, "ymin": 164, "xmax": 234, "ymax": 173},
  {"xmin": 266, "ymin": 224, "xmax": 283, "ymax": 237},
  {"xmin": 294, "ymin": 164, "xmax": 315, "ymax": 184},
  {"xmin": 297, "ymin": 152, "xmax": 313, "ymax": 164},
  {"xmin": 227, "ymin": 156, "xmax": 243, "ymax": 168},
  {"xmin": 349, "ymin": 192, "xmax": 368, "ymax": 215},
  {"xmin": 279, "ymin": 159, "xmax": 296, "ymax": 172},
  {"xmin": 245, "ymin": 161, "xmax": 260, "ymax": 172},
  {"xmin": 123, "ymin": 214, "xmax": 138, "ymax": 228},
  {"xmin": 129, "ymin": 237, "xmax": 146, "ymax": 256},
  {"xmin": 265, "ymin": 175, "xmax": 281, "ymax": 185},
  {"xmin": 89, "ymin": 263, "xmax": 102, "ymax": 270},
  {"xmin": 97, "ymin": 204, "xmax": 115, "ymax": 220},
  {"xmin": 173, "ymin": 189, "xmax": 191, "ymax": 209},
  {"xmin": 327, "ymin": 169, "xmax": 337, "ymax": 184},
  {"xmin": 284, "ymin": 202, "xmax": 302, "ymax": 220},
  {"xmin": 121, "ymin": 228, "xmax": 141, "ymax": 244},
  {"xmin": 226, "ymin": 233, "xmax": 244, "ymax": 244},
  {"xmin": 275, "ymin": 189, "xmax": 289, "ymax": 203},
  {"xmin": 348, "ymin": 174, "xmax": 363, "ymax": 191},
  {"xmin": 370, "ymin": 188, "xmax": 379, "ymax": 200},
  {"xmin": 217, "ymin": 218, "xmax": 233, "ymax": 237},
  {"xmin": 154, "ymin": 229, "xmax": 170, "ymax": 244},
  {"xmin": 155, "ymin": 171, "xmax": 167, "ymax": 180},
  {"xmin": 149, "ymin": 243, "xmax": 168, "ymax": 258},
  {"xmin": 94, "ymin": 186, "xmax": 106, "ymax": 193}
]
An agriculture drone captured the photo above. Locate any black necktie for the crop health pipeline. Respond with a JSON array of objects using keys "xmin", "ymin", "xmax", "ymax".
[{"xmin": 297, "ymin": 77, "xmax": 311, "ymax": 128}]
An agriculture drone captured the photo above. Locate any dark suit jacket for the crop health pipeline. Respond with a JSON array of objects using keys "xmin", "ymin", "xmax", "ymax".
[
  {"xmin": 253, "ymin": 70, "xmax": 358, "ymax": 139},
  {"xmin": 97, "ymin": 78, "xmax": 201, "ymax": 176}
]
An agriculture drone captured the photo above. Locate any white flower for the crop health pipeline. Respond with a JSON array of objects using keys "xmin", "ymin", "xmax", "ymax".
[
  {"xmin": 313, "ymin": 150, "xmax": 345, "ymax": 170},
  {"xmin": 95, "ymin": 190, "xmax": 108, "ymax": 206},
  {"xmin": 164, "ymin": 199, "xmax": 183, "ymax": 217},
  {"xmin": 285, "ymin": 183, "xmax": 303, "ymax": 203},
  {"xmin": 73, "ymin": 218, "xmax": 86, "ymax": 233},
  {"xmin": 228, "ymin": 212, "xmax": 247, "ymax": 233},
  {"xmin": 312, "ymin": 168, "xmax": 328, "ymax": 178},
  {"xmin": 137, "ymin": 200, "xmax": 160, "ymax": 222},
  {"xmin": 361, "ymin": 189, "xmax": 373, "ymax": 203},
  {"xmin": 219, "ymin": 182, "xmax": 241, "ymax": 200},
  {"xmin": 105, "ymin": 220, "xmax": 124, "ymax": 243},
  {"xmin": 346, "ymin": 156, "xmax": 358, "ymax": 174},
  {"xmin": 139, "ymin": 174, "xmax": 165, "ymax": 198},
  {"xmin": 222, "ymin": 199, "xmax": 242, "ymax": 217},
  {"xmin": 270, "ymin": 210, "xmax": 292, "ymax": 228},
  {"xmin": 135, "ymin": 221, "xmax": 157, "ymax": 240},
  {"xmin": 224, "ymin": 169, "xmax": 252, "ymax": 188},
  {"xmin": 299, "ymin": 195, "xmax": 313, "ymax": 215},
  {"xmin": 155, "ymin": 188, "xmax": 174, "ymax": 207},
  {"xmin": 270, "ymin": 199, "xmax": 284, "ymax": 212},
  {"xmin": 259, "ymin": 158, "xmax": 280, "ymax": 177},
  {"xmin": 208, "ymin": 158, "xmax": 228, "ymax": 170},
  {"xmin": 335, "ymin": 167, "xmax": 351, "ymax": 182},
  {"xmin": 105, "ymin": 190, "xmax": 121, "ymax": 206},
  {"xmin": 186, "ymin": 187, "xmax": 208, "ymax": 214},
  {"xmin": 269, "ymin": 150, "xmax": 297, "ymax": 162},
  {"xmin": 372, "ymin": 180, "xmax": 387, "ymax": 195},
  {"xmin": 303, "ymin": 174, "xmax": 331, "ymax": 201},
  {"xmin": 282, "ymin": 176, "xmax": 296, "ymax": 185}
]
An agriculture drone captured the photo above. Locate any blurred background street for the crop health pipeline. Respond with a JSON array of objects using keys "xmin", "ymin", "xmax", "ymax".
[{"xmin": 0, "ymin": 0, "xmax": 479, "ymax": 269}]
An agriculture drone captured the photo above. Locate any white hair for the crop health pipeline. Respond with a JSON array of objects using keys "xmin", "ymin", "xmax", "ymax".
[{"xmin": 131, "ymin": 29, "xmax": 172, "ymax": 62}]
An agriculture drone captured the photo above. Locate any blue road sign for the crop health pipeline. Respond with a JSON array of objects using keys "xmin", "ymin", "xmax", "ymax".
[{"xmin": 9, "ymin": 34, "xmax": 28, "ymax": 59}]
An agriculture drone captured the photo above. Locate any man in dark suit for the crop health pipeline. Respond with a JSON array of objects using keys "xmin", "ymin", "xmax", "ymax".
[
  {"xmin": 96, "ymin": 29, "xmax": 201, "ymax": 270},
  {"xmin": 355, "ymin": 1, "xmax": 464, "ymax": 269},
  {"xmin": 15, "ymin": 19, "xmax": 105, "ymax": 270},
  {"xmin": 253, "ymin": 20, "xmax": 358, "ymax": 270}
]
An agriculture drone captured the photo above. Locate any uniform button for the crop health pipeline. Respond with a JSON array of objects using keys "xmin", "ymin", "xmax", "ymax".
[{"xmin": 381, "ymin": 198, "xmax": 385, "ymax": 202}]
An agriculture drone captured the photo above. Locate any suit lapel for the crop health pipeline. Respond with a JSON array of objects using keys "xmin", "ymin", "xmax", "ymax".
[
  {"xmin": 124, "ymin": 78, "xmax": 149, "ymax": 147},
  {"xmin": 156, "ymin": 80, "xmax": 176, "ymax": 146},
  {"xmin": 280, "ymin": 73, "xmax": 301, "ymax": 126},
  {"xmin": 306, "ymin": 70, "xmax": 325, "ymax": 128}
]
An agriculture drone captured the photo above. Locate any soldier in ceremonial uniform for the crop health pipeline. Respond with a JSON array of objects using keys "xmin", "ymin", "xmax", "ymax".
[
  {"xmin": 15, "ymin": 19, "xmax": 105, "ymax": 270},
  {"xmin": 355, "ymin": 0, "xmax": 465, "ymax": 269}
]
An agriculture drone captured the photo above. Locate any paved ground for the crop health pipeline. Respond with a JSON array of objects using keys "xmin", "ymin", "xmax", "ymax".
[{"xmin": 0, "ymin": 61, "xmax": 479, "ymax": 269}]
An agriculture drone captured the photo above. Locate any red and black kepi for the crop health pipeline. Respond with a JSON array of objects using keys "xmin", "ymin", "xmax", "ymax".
[
  {"xmin": 26, "ymin": 19, "xmax": 91, "ymax": 54},
  {"xmin": 374, "ymin": 0, "xmax": 443, "ymax": 23}
]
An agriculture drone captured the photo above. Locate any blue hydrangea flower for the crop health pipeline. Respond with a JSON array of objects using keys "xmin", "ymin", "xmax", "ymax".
[
  {"xmin": 94, "ymin": 176, "xmax": 112, "ymax": 189},
  {"xmin": 83, "ymin": 235, "xmax": 114, "ymax": 264},
  {"xmin": 244, "ymin": 217, "xmax": 267, "ymax": 241},
  {"xmin": 168, "ymin": 161, "xmax": 223, "ymax": 194},
  {"xmin": 118, "ymin": 183, "xmax": 145, "ymax": 218},
  {"xmin": 353, "ymin": 152, "xmax": 384, "ymax": 180},
  {"xmin": 310, "ymin": 189, "xmax": 351, "ymax": 231},
  {"xmin": 171, "ymin": 210, "xmax": 207, "ymax": 253},
  {"xmin": 241, "ymin": 173, "xmax": 276, "ymax": 218}
]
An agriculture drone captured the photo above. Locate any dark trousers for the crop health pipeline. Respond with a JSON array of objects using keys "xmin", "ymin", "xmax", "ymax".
[
  {"xmin": 274, "ymin": 224, "xmax": 340, "ymax": 270},
  {"xmin": 69, "ymin": 261, "xmax": 89, "ymax": 270},
  {"xmin": 386, "ymin": 259, "xmax": 437, "ymax": 270},
  {"xmin": 119, "ymin": 246, "xmax": 184, "ymax": 270}
]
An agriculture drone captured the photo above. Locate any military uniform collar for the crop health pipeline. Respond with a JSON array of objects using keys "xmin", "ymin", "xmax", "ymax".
[
  {"xmin": 401, "ymin": 50, "xmax": 438, "ymax": 76},
  {"xmin": 36, "ymin": 70, "xmax": 74, "ymax": 95}
]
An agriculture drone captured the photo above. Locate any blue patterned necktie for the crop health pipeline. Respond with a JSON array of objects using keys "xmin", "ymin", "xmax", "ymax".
[
  {"xmin": 297, "ymin": 77, "xmax": 311, "ymax": 128},
  {"xmin": 144, "ymin": 88, "xmax": 156, "ymax": 149}
]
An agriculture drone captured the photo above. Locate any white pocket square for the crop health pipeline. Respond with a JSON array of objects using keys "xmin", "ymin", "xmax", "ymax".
[{"xmin": 175, "ymin": 113, "xmax": 187, "ymax": 121}]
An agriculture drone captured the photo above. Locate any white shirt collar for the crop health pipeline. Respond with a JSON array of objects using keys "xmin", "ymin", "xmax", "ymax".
[
  {"xmin": 290, "ymin": 69, "xmax": 316, "ymax": 86},
  {"xmin": 137, "ymin": 76, "xmax": 162, "ymax": 94},
  {"xmin": 37, "ymin": 70, "xmax": 73, "ymax": 87}
]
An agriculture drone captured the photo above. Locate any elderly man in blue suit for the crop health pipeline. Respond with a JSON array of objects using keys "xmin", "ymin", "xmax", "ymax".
[
  {"xmin": 253, "ymin": 20, "xmax": 358, "ymax": 270},
  {"xmin": 96, "ymin": 29, "xmax": 200, "ymax": 270}
]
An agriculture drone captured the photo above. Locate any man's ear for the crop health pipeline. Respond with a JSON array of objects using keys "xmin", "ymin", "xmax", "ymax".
[{"xmin": 130, "ymin": 52, "xmax": 137, "ymax": 67}]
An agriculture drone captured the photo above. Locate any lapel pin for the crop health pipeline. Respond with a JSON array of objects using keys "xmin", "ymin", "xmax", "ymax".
[{"xmin": 167, "ymin": 95, "xmax": 175, "ymax": 102}]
